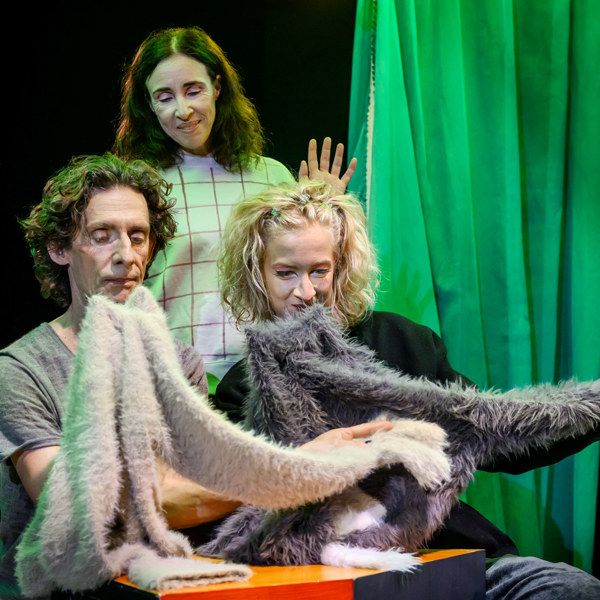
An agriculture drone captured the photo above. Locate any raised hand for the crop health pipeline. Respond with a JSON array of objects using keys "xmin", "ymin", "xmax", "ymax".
[{"xmin": 299, "ymin": 137, "xmax": 358, "ymax": 194}]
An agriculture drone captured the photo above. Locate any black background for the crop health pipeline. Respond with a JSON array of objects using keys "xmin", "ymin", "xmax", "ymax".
[{"xmin": 1, "ymin": 0, "xmax": 357, "ymax": 348}]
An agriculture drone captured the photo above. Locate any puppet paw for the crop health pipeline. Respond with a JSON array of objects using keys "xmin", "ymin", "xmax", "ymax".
[
  {"xmin": 321, "ymin": 542, "xmax": 420, "ymax": 571},
  {"xmin": 372, "ymin": 420, "xmax": 451, "ymax": 489}
]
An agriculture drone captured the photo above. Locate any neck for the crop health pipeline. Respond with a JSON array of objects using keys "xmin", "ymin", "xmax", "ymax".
[{"xmin": 49, "ymin": 305, "xmax": 83, "ymax": 353}]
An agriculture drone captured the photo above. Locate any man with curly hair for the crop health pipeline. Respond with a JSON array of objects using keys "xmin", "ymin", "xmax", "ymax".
[{"xmin": 0, "ymin": 153, "xmax": 223, "ymax": 599}]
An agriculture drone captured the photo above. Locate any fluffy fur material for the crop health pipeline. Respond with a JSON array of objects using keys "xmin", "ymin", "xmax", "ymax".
[
  {"xmin": 15, "ymin": 288, "xmax": 450, "ymax": 597},
  {"xmin": 201, "ymin": 304, "xmax": 600, "ymax": 569}
]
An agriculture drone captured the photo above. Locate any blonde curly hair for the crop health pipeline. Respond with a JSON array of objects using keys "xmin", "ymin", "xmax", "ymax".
[{"xmin": 218, "ymin": 180, "xmax": 379, "ymax": 327}]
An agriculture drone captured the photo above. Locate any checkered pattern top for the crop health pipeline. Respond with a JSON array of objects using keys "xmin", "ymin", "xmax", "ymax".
[{"xmin": 144, "ymin": 153, "xmax": 294, "ymax": 379}]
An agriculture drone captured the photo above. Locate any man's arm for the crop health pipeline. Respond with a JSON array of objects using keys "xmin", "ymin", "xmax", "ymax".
[
  {"xmin": 12, "ymin": 445, "xmax": 60, "ymax": 504},
  {"xmin": 158, "ymin": 421, "xmax": 393, "ymax": 530},
  {"xmin": 11, "ymin": 442, "xmax": 240, "ymax": 530},
  {"xmin": 157, "ymin": 461, "xmax": 242, "ymax": 530},
  {"xmin": 161, "ymin": 342, "xmax": 242, "ymax": 529}
]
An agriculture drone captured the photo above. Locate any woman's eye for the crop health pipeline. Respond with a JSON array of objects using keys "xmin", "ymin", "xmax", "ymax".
[
  {"xmin": 275, "ymin": 271, "xmax": 294, "ymax": 279},
  {"xmin": 312, "ymin": 269, "xmax": 330, "ymax": 278},
  {"xmin": 186, "ymin": 85, "xmax": 204, "ymax": 97},
  {"xmin": 155, "ymin": 92, "xmax": 173, "ymax": 104}
]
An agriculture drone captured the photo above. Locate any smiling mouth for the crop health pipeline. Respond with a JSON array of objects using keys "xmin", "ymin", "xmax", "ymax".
[{"xmin": 177, "ymin": 121, "xmax": 200, "ymax": 133}]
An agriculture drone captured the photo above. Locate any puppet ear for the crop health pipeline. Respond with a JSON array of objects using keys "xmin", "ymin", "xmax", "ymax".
[{"xmin": 47, "ymin": 243, "xmax": 70, "ymax": 266}]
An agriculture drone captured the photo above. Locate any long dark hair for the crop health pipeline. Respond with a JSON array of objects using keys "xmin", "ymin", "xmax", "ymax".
[{"xmin": 114, "ymin": 27, "xmax": 265, "ymax": 171}]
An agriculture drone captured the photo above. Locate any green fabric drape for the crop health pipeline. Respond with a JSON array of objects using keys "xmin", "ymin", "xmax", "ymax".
[{"xmin": 349, "ymin": 0, "xmax": 600, "ymax": 572}]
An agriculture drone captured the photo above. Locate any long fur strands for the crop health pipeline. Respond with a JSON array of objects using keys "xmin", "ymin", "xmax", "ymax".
[
  {"xmin": 15, "ymin": 289, "xmax": 448, "ymax": 597},
  {"xmin": 201, "ymin": 304, "xmax": 600, "ymax": 570}
]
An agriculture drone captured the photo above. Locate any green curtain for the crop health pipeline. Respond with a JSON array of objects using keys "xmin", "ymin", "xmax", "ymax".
[{"xmin": 348, "ymin": 0, "xmax": 600, "ymax": 572}]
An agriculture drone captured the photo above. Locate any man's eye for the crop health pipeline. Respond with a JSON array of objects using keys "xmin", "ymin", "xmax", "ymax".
[
  {"xmin": 91, "ymin": 231, "xmax": 110, "ymax": 243},
  {"xmin": 130, "ymin": 233, "xmax": 147, "ymax": 245}
]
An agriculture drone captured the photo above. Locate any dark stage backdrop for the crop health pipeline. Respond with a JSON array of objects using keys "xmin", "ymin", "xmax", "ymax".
[{"xmin": 1, "ymin": 0, "xmax": 356, "ymax": 348}]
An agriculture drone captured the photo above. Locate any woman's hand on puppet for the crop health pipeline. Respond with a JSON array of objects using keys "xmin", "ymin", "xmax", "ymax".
[{"xmin": 299, "ymin": 421, "xmax": 393, "ymax": 454}]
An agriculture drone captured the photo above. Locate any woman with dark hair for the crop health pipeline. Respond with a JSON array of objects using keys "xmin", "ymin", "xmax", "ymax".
[{"xmin": 114, "ymin": 26, "xmax": 355, "ymax": 381}]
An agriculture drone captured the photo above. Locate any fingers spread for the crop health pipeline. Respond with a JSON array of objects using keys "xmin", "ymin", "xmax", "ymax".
[
  {"xmin": 319, "ymin": 137, "xmax": 332, "ymax": 171},
  {"xmin": 341, "ymin": 157, "xmax": 358, "ymax": 187},
  {"xmin": 299, "ymin": 160, "xmax": 308, "ymax": 179}
]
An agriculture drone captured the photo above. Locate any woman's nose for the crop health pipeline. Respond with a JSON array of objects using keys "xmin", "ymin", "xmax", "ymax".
[
  {"xmin": 175, "ymin": 95, "xmax": 193, "ymax": 119},
  {"xmin": 293, "ymin": 274, "xmax": 316, "ymax": 301}
]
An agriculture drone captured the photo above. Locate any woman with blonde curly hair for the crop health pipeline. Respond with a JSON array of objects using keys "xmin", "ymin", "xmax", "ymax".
[
  {"xmin": 218, "ymin": 179, "xmax": 377, "ymax": 328},
  {"xmin": 210, "ymin": 180, "xmax": 600, "ymax": 600},
  {"xmin": 213, "ymin": 179, "xmax": 466, "ymax": 421}
]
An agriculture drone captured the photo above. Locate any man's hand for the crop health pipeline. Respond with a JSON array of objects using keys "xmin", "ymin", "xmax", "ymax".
[
  {"xmin": 299, "ymin": 420, "xmax": 393, "ymax": 454},
  {"xmin": 299, "ymin": 137, "xmax": 358, "ymax": 194}
]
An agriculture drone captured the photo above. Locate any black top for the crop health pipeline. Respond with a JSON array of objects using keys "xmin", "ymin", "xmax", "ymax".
[
  {"xmin": 214, "ymin": 310, "xmax": 474, "ymax": 423},
  {"xmin": 213, "ymin": 310, "xmax": 600, "ymax": 558}
]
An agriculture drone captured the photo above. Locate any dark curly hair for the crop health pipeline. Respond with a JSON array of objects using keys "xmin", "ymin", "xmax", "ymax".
[
  {"xmin": 114, "ymin": 26, "xmax": 265, "ymax": 172},
  {"xmin": 21, "ymin": 153, "xmax": 177, "ymax": 307}
]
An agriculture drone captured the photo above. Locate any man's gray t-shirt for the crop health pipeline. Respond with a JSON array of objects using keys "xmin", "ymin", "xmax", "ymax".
[{"xmin": 0, "ymin": 323, "xmax": 207, "ymax": 598}]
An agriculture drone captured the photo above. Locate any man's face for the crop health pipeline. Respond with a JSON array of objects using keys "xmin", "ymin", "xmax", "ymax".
[{"xmin": 50, "ymin": 186, "xmax": 155, "ymax": 308}]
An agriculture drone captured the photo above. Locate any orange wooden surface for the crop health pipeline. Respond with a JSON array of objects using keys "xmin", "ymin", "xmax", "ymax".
[{"xmin": 110, "ymin": 549, "xmax": 483, "ymax": 599}]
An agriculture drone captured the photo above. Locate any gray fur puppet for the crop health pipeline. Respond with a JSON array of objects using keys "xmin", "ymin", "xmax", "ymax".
[{"xmin": 200, "ymin": 304, "xmax": 600, "ymax": 571}]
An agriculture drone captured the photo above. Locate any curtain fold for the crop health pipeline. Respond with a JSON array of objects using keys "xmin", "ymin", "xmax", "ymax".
[{"xmin": 349, "ymin": 0, "xmax": 600, "ymax": 572}]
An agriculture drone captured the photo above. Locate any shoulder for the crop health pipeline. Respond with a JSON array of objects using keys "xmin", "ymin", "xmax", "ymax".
[
  {"xmin": 0, "ymin": 324, "xmax": 67, "ymax": 369},
  {"xmin": 0, "ymin": 325, "xmax": 68, "ymax": 459},
  {"xmin": 350, "ymin": 310, "xmax": 442, "ymax": 348},
  {"xmin": 0, "ymin": 323, "xmax": 72, "ymax": 393},
  {"xmin": 246, "ymin": 156, "xmax": 295, "ymax": 184},
  {"xmin": 173, "ymin": 339, "xmax": 208, "ymax": 397},
  {"xmin": 257, "ymin": 156, "xmax": 289, "ymax": 169},
  {"xmin": 348, "ymin": 311, "xmax": 464, "ymax": 383},
  {"xmin": 1, "ymin": 322, "xmax": 51, "ymax": 350}
]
